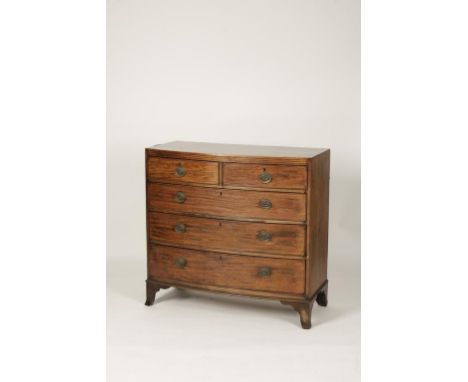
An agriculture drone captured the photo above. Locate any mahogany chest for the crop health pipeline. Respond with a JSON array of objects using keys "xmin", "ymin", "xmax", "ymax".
[{"xmin": 145, "ymin": 141, "xmax": 330, "ymax": 329}]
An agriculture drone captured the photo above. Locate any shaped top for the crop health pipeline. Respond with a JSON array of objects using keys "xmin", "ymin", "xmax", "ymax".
[{"xmin": 147, "ymin": 141, "xmax": 328, "ymax": 165}]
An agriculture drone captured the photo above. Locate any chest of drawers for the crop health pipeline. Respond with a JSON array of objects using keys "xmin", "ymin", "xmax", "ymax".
[{"xmin": 144, "ymin": 141, "xmax": 330, "ymax": 329}]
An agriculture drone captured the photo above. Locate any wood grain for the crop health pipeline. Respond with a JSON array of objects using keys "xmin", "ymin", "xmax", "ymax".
[
  {"xmin": 147, "ymin": 157, "xmax": 219, "ymax": 184},
  {"xmin": 306, "ymin": 150, "xmax": 330, "ymax": 296},
  {"xmin": 223, "ymin": 163, "xmax": 307, "ymax": 190},
  {"xmin": 148, "ymin": 245, "xmax": 305, "ymax": 295},
  {"xmin": 144, "ymin": 141, "xmax": 331, "ymax": 328},
  {"xmin": 148, "ymin": 212, "xmax": 305, "ymax": 256},
  {"xmin": 146, "ymin": 141, "xmax": 328, "ymax": 165},
  {"xmin": 148, "ymin": 183, "xmax": 306, "ymax": 222}
]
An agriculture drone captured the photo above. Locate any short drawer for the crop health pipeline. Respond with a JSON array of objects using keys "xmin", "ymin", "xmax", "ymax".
[
  {"xmin": 147, "ymin": 183, "xmax": 306, "ymax": 222},
  {"xmin": 147, "ymin": 157, "xmax": 219, "ymax": 185},
  {"xmin": 148, "ymin": 245, "xmax": 305, "ymax": 295},
  {"xmin": 223, "ymin": 163, "xmax": 307, "ymax": 190},
  {"xmin": 148, "ymin": 212, "xmax": 305, "ymax": 257}
]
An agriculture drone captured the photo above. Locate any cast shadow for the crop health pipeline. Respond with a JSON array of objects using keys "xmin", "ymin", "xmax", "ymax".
[{"xmin": 107, "ymin": 254, "xmax": 359, "ymax": 328}]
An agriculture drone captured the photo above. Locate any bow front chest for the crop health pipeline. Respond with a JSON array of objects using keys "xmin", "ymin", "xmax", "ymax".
[{"xmin": 145, "ymin": 141, "xmax": 330, "ymax": 329}]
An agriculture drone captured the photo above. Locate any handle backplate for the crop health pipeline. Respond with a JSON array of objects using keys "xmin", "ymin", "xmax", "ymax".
[
  {"xmin": 175, "ymin": 165, "xmax": 186, "ymax": 177},
  {"xmin": 174, "ymin": 191, "xmax": 186, "ymax": 203},
  {"xmin": 258, "ymin": 199, "xmax": 272, "ymax": 209},
  {"xmin": 174, "ymin": 223, "xmax": 186, "ymax": 233},
  {"xmin": 259, "ymin": 170, "xmax": 272, "ymax": 184},
  {"xmin": 256, "ymin": 230, "xmax": 272, "ymax": 242},
  {"xmin": 175, "ymin": 258, "xmax": 187, "ymax": 269},
  {"xmin": 257, "ymin": 266, "xmax": 272, "ymax": 277}
]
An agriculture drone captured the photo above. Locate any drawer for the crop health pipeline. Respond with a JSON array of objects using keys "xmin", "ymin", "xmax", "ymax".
[
  {"xmin": 147, "ymin": 157, "xmax": 219, "ymax": 185},
  {"xmin": 147, "ymin": 183, "xmax": 306, "ymax": 222},
  {"xmin": 148, "ymin": 212, "xmax": 305, "ymax": 257},
  {"xmin": 223, "ymin": 163, "xmax": 307, "ymax": 190},
  {"xmin": 148, "ymin": 245, "xmax": 305, "ymax": 295}
]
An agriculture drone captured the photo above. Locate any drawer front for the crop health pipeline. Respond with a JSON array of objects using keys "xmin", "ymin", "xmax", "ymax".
[
  {"xmin": 147, "ymin": 157, "xmax": 219, "ymax": 185},
  {"xmin": 223, "ymin": 163, "xmax": 307, "ymax": 190},
  {"xmin": 148, "ymin": 245, "xmax": 305, "ymax": 295},
  {"xmin": 149, "ymin": 212, "xmax": 305, "ymax": 257},
  {"xmin": 147, "ymin": 183, "xmax": 306, "ymax": 222}
]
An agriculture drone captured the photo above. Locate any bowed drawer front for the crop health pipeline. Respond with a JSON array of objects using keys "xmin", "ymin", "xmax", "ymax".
[
  {"xmin": 145, "ymin": 141, "xmax": 330, "ymax": 329},
  {"xmin": 148, "ymin": 245, "xmax": 305, "ymax": 295},
  {"xmin": 147, "ymin": 183, "xmax": 306, "ymax": 222},
  {"xmin": 148, "ymin": 212, "xmax": 306, "ymax": 257}
]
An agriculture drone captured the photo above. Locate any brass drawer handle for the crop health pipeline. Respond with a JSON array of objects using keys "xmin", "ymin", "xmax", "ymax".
[
  {"xmin": 258, "ymin": 199, "xmax": 272, "ymax": 209},
  {"xmin": 174, "ymin": 191, "xmax": 186, "ymax": 203},
  {"xmin": 175, "ymin": 165, "xmax": 186, "ymax": 177},
  {"xmin": 256, "ymin": 230, "xmax": 272, "ymax": 242},
  {"xmin": 174, "ymin": 223, "xmax": 186, "ymax": 233},
  {"xmin": 175, "ymin": 258, "xmax": 187, "ymax": 269},
  {"xmin": 259, "ymin": 170, "xmax": 272, "ymax": 184},
  {"xmin": 257, "ymin": 266, "xmax": 272, "ymax": 277}
]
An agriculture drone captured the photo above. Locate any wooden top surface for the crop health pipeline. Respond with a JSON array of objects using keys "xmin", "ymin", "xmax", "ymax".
[{"xmin": 147, "ymin": 141, "xmax": 328, "ymax": 164}]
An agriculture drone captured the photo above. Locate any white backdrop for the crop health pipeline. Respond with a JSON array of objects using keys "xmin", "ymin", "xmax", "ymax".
[
  {"xmin": 107, "ymin": 1, "xmax": 360, "ymax": 381},
  {"xmin": 107, "ymin": 0, "xmax": 360, "ymax": 261}
]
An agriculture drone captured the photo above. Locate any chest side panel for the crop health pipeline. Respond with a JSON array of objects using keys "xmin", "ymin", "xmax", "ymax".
[{"xmin": 306, "ymin": 151, "xmax": 330, "ymax": 296}]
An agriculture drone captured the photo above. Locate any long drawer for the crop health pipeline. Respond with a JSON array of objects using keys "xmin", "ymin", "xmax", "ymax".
[
  {"xmin": 147, "ymin": 183, "xmax": 306, "ymax": 222},
  {"xmin": 148, "ymin": 245, "xmax": 305, "ymax": 295},
  {"xmin": 148, "ymin": 212, "xmax": 305, "ymax": 257}
]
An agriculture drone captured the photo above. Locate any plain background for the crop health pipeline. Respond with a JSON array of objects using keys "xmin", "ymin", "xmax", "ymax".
[
  {"xmin": 107, "ymin": 0, "xmax": 360, "ymax": 260},
  {"xmin": 107, "ymin": 1, "xmax": 360, "ymax": 381},
  {"xmin": 2, "ymin": 1, "xmax": 468, "ymax": 382}
]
